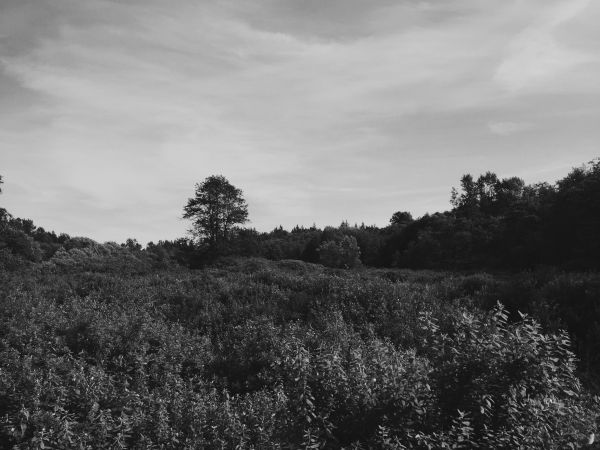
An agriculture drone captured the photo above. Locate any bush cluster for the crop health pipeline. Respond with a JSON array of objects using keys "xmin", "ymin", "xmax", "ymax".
[{"xmin": 1, "ymin": 260, "xmax": 598, "ymax": 448}]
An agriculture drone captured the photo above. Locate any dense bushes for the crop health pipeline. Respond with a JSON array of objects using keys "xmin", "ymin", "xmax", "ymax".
[
  {"xmin": 45, "ymin": 240, "xmax": 152, "ymax": 273},
  {"xmin": 418, "ymin": 305, "xmax": 597, "ymax": 448},
  {"xmin": 467, "ymin": 271, "xmax": 600, "ymax": 390},
  {"xmin": 1, "ymin": 260, "xmax": 598, "ymax": 448},
  {"xmin": 318, "ymin": 235, "xmax": 362, "ymax": 269}
]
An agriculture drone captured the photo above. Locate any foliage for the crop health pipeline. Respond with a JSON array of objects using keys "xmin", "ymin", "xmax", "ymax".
[
  {"xmin": 390, "ymin": 211, "xmax": 414, "ymax": 226},
  {"xmin": 416, "ymin": 304, "xmax": 597, "ymax": 448},
  {"xmin": 183, "ymin": 175, "xmax": 249, "ymax": 246},
  {"xmin": 199, "ymin": 158, "xmax": 600, "ymax": 271},
  {"xmin": 0, "ymin": 225, "xmax": 42, "ymax": 263},
  {"xmin": 4, "ymin": 159, "xmax": 600, "ymax": 271},
  {"xmin": 2, "ymin": 161, "xmax": 600, "ymax": 447},
  {"xmin": 1, "ymin": 259, "xmax": 598, "ymax": 448},
  {"xmin": 44, "ymin": 239, "xmax": 152, "ymax": 273},
  {"xmin": 318, "ymin": 235, "xmax": 362, "ymax": 268}
]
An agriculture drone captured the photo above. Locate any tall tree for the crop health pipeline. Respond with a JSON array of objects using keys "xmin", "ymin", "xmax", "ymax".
[
  {"xmin": 451, "ymin": 174, "xmax": 478, "ymax": 211},
  {"xmin": 183, "ymin": 175, "xmax": 249, "ymax": 245},
  {"xmin": 0, "ymin": 175, "xmax": 8, "ymax": 222}
]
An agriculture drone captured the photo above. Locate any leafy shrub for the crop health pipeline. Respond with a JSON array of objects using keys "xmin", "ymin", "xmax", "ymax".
[
  {"xmin": 318, "ymin": 235, "xmax": 361, "ymax": 268},
  {"xmin": 1, "ymin": 260, "xmax": 598, "ymax": 448},
  {"xmin": 44, "ymin": 241, "xmax": 151, "ymax": 273},
  {"xmin": 0, "ymin": 224, "xmax": 42, "ymax": 266},
  {"xmin": 415, "ymin": 304, "xmax": 599, "ymax": 448}
]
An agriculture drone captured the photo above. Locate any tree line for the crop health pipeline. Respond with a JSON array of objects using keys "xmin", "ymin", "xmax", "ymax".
[
  {"xmin": 177, "ymin": 159, "xmax": 600, "ymax": 270},
  {"xmin": 1, "ymin": 158, "xmax": 600, "ymax": 270}
]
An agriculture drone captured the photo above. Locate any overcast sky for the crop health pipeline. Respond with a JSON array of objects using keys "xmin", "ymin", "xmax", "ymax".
[{"xmin": 1, "ymin": 0, "xmax": 599, "ymax": 244}]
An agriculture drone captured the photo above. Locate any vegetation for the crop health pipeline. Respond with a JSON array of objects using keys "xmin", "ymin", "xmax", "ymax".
[
  {"xmin": 1, "ymin": 160, "xmax": 600, "ymax": 448},
  {"xmin": 171, "ymin": 158, "xmax": 600, "ymax": 271},
  {"xmin": 183, "ymin": 175, "xmax": 249, "ymax": 247},
  {"xmin": 1, "ymin": 260, "xmax": 598, "ymax": 448},
  {"xmin": 317, "ymin": 235, "xmax": 361, "ymax": 269}
]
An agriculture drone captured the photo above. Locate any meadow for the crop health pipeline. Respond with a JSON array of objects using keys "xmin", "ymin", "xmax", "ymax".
[{"xmin": 1, "ymin": 256, "xmax": 598, "ymax": 448}]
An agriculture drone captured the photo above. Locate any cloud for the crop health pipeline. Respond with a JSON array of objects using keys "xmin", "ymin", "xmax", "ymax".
[
  {"xmin": 494, "ymin": 0, "xmax": 594, "ymax": 92},
  {"xmin": 488, "ymin": 121, "xmax": 533, "ymax": 136},
  {"xmin": 1, "ymin": 0, "xmax": 599, "ymax": 243}
]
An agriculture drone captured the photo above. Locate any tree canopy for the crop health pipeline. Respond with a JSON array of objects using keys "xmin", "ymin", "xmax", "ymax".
[
  {"xmin": 183, "ymin": 175, "xmax": 249, "ymax": 246},
  {"xmin": 0, "ymin": 174, "xmax": 8, "ymax": 222},
  {"xmin": 390, "ymin": 211, "xmax": 413, "ymax": 226}
]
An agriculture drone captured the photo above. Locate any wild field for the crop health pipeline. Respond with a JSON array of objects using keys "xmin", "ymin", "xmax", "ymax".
[{"xmin": 1, "ymin": 258, "xmax": 598, "ymax": 448}]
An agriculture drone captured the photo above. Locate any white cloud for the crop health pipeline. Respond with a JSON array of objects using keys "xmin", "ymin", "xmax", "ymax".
[
  {"xmin": 494, "ymin": 0, "xmax": 594, "ymax": 92},
  {"xmin": 488, "ymin": 121, "xmax": 533, "ymax": 136}
]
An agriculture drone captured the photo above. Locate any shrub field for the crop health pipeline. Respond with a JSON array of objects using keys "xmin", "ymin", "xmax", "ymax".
[{"xmin": 1, "ymin": 258, "xmax": 598, "ymax": 448}]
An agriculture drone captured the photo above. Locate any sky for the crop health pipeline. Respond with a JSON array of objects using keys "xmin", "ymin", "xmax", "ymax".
[{"xmin": 1, "ymin": 0, "xmax": 599, "ymax": 244}]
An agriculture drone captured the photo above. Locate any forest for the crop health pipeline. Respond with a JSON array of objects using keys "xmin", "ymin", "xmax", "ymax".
[{"xmin": 1, "ymin": 160, "xmax": 599, "ymax": 448}]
